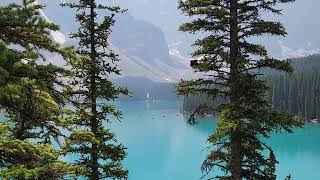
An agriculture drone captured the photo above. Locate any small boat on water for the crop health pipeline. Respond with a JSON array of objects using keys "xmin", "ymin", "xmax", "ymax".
[{"xmin": 310, "ymin": 119, "xmax": 320, "ymax": 123}]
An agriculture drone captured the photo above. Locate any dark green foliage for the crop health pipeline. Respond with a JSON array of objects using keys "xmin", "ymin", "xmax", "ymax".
[
  {"xmin": 0, "ymin": 0, "xmax": 78, "ymax": 178},
  {"xmin": 266, "ymin": 55, "xmax": 320, "ymax": 120},
  {"xmin": 0, "ymin": 0, "xmax": 69, "ymax": 58},
  {"xmin": 177, "ymin": 0, "xmax": 303, "ymax": 179},
  {"xmin": 61, "ymin": 0, "xmax": 129, "ymax": 179},
  {"xmin": 0, "ymin": 123, "xmax": 78, "ymax": 179},
  {"xmin": 183, "ymin": 55, "xmax": 320, "ymax": 121}
]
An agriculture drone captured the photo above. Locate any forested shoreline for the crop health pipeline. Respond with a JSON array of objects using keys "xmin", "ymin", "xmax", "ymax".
[{"xmin": 183, "ymin": 54, "xmax": 320, "ymax": 121}]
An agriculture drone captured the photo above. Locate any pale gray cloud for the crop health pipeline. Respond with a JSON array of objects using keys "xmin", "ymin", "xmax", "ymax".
[{"xmin": 279, "ymin": 41, "xmax": 320, "ymax": 59}]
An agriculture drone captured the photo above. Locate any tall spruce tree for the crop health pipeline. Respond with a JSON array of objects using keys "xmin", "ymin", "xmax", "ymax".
[
  {"xmin": 0, "ymin": 0, "xmax": 78, "ymax": 178},
  {"xmin": 177, "ymin": 0, "xmax": 303, "ymax": 179},
  {"xmin": 61, "ymin": 0, "xmax": 129, "ymax": 179}
]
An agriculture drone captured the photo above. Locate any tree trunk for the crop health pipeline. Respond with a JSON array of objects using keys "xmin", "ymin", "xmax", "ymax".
[
  {"xmin": 230, "ymin": 133, "xmax": 242, "ymax": 180},
  {"xmin": 229, "ymin": 0, "xmax": 242, "ymax": 179},
  {"xmin": 89, "ymin": 1, "xmax": 99, "ymax": 179}
]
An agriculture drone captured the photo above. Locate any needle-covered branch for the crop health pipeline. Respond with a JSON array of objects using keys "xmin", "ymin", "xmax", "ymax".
[{"xmin": 177, "ymin": 0, "xmax": 303, "ymax": 179}]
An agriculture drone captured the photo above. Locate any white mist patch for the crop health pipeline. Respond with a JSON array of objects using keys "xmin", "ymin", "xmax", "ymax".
[
  {"xmin": 169, "ymin": 48, "xmax": 185, "ymax": 60},
  {"xmin": 34, "ymin": 0, "xmax": 67, "ymax": 44},
  {"xmin": 279, "ymin": 41, "xmax": 320, "ymax": 59},
  {"xmin": 50, "ymin": 31, "xmax": 67, "ymax": 44}
]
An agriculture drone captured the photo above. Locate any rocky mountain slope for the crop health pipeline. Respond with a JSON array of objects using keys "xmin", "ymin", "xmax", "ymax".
[{"xmin": 18, "ymin": 0, "xmax": 196, "ymax": 82}]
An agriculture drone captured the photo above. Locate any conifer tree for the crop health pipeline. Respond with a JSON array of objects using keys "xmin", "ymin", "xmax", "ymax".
[
  {"xmin": 61, "ymin": 0, "xmax": 129, "ymax": 179},
  {"xmin": 0, "ymin": 0, "xmax": 78, "ymax": 178},
  {"xmin": 177, "ymin": 0, "xmax": 303, "ymax": 179},
  {"xmin": 0, "ymin": 0, "xmax": 68, "ymax": 57}
]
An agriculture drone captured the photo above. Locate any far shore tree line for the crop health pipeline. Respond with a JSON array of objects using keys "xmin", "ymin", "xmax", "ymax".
[
  {"xmin": 183, "ymin": 54, "xmax": 320, "ymax": 121},
  {"xmin": 0, "ymin": 0, "xmax": 305, "ymax": 180}
]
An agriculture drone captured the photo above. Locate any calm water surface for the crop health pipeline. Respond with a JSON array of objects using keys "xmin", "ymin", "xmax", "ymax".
[{"xmin": 107, "ymin": 101, "xmax": 320, "ymax": 180}]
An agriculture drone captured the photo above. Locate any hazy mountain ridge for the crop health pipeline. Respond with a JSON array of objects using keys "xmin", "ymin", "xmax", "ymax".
[
  {"xmin": 3, "ymin": 0, "xmax": 320, "ymax": 59},
  {"xmin": 4, "ymin": 0, "xmax": 320, "ymax": 101},
  {"xmin": 110, "ymin": 13, "xmax": 195, "ymax": 82},
  {"xmin": 17, "ymin": 0, "xmax": 195, "ymax": 83},
  {"xmin": 116, "ymin": 0, "xmax": 320, "ymax": 59}
]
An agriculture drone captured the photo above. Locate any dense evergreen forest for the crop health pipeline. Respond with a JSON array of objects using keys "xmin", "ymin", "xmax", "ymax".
[{"xmin": 183, "ymin": 54, "xmax": 320, "ymax": 120}]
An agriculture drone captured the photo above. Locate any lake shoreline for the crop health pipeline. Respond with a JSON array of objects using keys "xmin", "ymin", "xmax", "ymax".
[{"xmin": 181, "ymin": 109, "xmax": 320, "ymax": 124}]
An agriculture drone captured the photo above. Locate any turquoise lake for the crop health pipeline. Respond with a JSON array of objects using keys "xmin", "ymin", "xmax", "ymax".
[{"xmin": 106, "ymin": 100, "xmax": 319, "ymax": 180}]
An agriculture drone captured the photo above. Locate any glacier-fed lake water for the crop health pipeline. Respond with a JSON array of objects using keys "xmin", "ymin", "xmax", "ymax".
[{"xmin": 104, "ymin": 101, "xmax": 320, "ymax": 179}]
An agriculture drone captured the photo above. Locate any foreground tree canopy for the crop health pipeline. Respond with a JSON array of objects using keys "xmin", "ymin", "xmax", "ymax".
[
  {"xmin": 61, "ymin": 0, "xmax": 129, "ymax": 179},
  {"xmin": 0, "ymin": 0, "xmax": 78, "ymax": 178},
  {"xmin": 0, "ymin": 0, "xmax": 128, "ymax": 179},
  {"xmin": 177, "ymin": 0, "xmax": 303, "ymax": 179}
]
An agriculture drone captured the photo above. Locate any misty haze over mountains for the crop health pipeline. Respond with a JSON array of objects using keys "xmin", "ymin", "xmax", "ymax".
[
  {"xmin": 116, "ymin": 0, "xmax": 320, "ymax": 59},
  {"xmin": 31, "ymin": 0, "xmax": 198, "ymax": 83},
  {"xmin": 4, "ymin": 0, "xmax": 320, "ymax": 76},
  {"xmin": 2, "ymin": 0, "xmax": 320, "ymax": 100}
]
